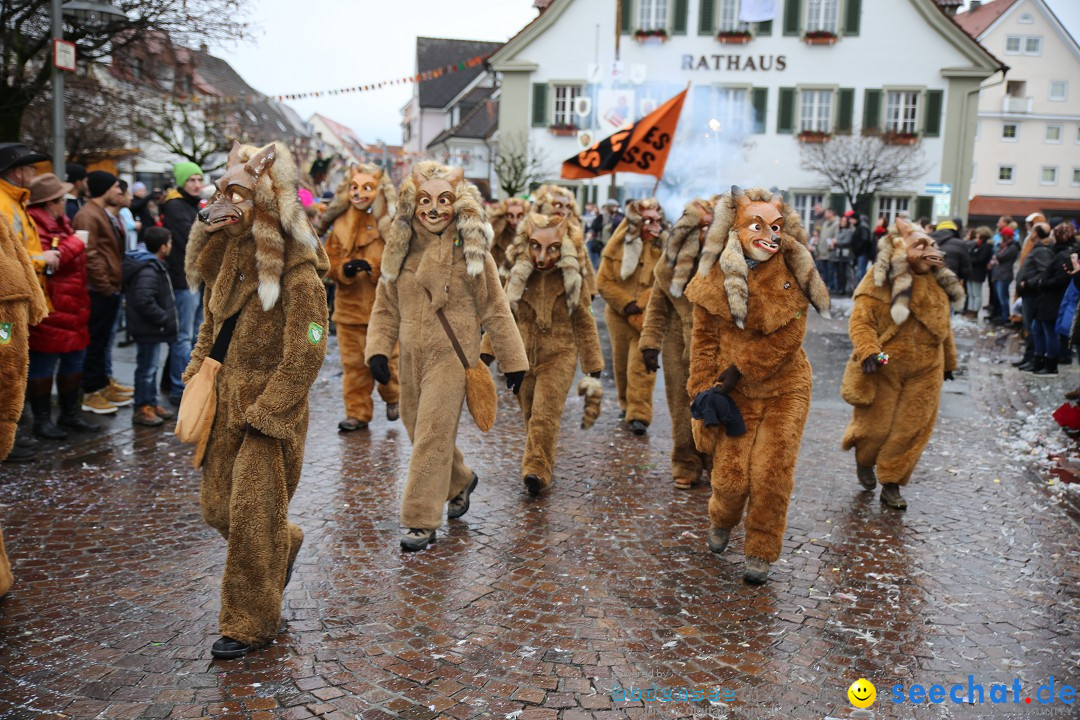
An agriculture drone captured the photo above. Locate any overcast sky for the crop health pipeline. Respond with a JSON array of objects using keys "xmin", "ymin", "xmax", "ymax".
[{"xmin": 213, "ymin": 0, "xmax": 1080, "ymax": 146}]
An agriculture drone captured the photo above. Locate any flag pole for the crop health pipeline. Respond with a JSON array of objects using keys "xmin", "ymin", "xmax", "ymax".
[{"xmin": 648, "ymin": 83, "xmax": 689, "ymax": 197}]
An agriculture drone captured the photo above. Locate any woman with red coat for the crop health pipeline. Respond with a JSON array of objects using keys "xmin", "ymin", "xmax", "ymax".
[{"xmin": 26, "ymin": 173, "xmax": 101, "ymax": 437}]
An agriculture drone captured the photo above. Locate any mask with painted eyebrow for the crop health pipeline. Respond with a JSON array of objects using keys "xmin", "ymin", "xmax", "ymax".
[
  {"xmin": 529, "ymin": 223, "xmax": 563, "ymax": 271},
  {"xmin": 733, "ymin": 190, "xmax": 785, "ymax": 262},
  {"xmin": 415, "ymin": 178, "xmax": 456, "ymax": 234}
]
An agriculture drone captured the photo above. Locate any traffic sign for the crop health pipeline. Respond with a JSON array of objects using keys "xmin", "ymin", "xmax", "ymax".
[
  {"xmin": 53, "ymin": 40, "xmax": 76, "ymax": 72},
  {"xmin": 923, "ymin": 182, "xmax": 952, "ymax": 195}
]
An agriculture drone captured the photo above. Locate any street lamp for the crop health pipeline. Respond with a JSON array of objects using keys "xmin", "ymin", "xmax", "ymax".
[{"xmin": 51, "ymin": 0, "xmax": 127, "ymax": 173}]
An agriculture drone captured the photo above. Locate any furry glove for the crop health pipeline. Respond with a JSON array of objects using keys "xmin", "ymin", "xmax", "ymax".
[
  {"xmin": 343, "ymin": 259, "xmax": 372, "ymax": 278},
  {"xmin": 505, "ymin": 370, "xmax": 525, "ymax": 395},
  {"xmin": 369, "ymin": 355, "xmax": 390, "ymax": 385},
  {"xmin": 641, "ymin": 348, "xmax": 660, "ymax": 373},
  {"xmin": 690, "ymin": 388, "xmax": 746, "ymax": 437}
]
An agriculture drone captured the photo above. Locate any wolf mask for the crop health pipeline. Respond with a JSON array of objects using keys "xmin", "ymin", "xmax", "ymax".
[
  {"xmin": 504, "ymin": 212, "xmax": 583, "ymax": 314},
  {"xmin": 199, "ymin": 143, "xmax": 276, "ymax": 238},
  {"xmin": 873, "ymin": 216, "xmax": 964, "ymax": 325}
]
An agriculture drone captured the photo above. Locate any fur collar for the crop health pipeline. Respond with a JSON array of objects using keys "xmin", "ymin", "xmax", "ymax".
[
  {"xmin": 686, "ymin": 251, "xmax": 810, "ymax": 336},
  {"xmin": 617, "ymin": 198, "xmax": 664, "ymax": 280},
  {"xmin": 382, "ymin": 161, "xmax": 490, "ymax": 283},
  {"xmin": 872, "ymin": 232, "xmax": 965, "ymax": 325},
  {"xmin": 664, "ymin": 197, "xmax": 716, "ymax": 297},
  {"xmin": 503, "ymin": 213, "xmax": 584, "ymax": 314},
  {"xmin": 696, "ymin": 187, "xmax": 828, "ymax": 329},
  {"xmin": 186, "ymin": 142, "xmax": 318, "ymax": 311}
]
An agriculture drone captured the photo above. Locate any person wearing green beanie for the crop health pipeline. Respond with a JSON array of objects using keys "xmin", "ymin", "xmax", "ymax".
[{"xmin": 173, "ymin": 161, "xmax": 203, "ymax": 190}]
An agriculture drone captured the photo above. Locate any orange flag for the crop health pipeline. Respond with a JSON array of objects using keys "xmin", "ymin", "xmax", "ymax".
[{"xmin": 561, "ymin": 86, "xmax": 688, "ymax": 181}]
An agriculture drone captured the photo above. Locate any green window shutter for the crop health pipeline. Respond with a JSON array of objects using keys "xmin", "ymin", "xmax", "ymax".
[
  {"xmin": 923, "ymin": 89, "xmax": 944, "ymax": 137},
  {"xmin": 673, "ymin": 0, "xmax": 689, "ymax": 34},
  {"xmin": 783, "ymin": 0, "xmax": 802, "ymax": 36},
  {"xmin": 863, "ymin": 89, "xmax": 882, "ymax": 132},
  {"xmin": 830, "ymin": 194, "xmax": 848, "ymax": 215},
  {"xmin": 698, "ymin": 0, "xmax": 715, "ymax": 35},
  {"xmin": 777, "ymin": 87, "xmax": 796, "ymax": 134},
  {"xmin": 757, "ymin": 20, "xmax": 773, "ymax": 36},
  {"xmin": 836, "ymin": 88, "xmax": 855, "ymax": 134},
  {"xmin": 532, "ymin": 83, "xmax": 548, "ymax": 127},
  {"xmin": 621, "ymin": 0, "xmax": 633, "ymax": 33},
  {"xmin": 752, "ymin": 88, "xmax": 768, "ymax": 134},
  {"xmin": 915, "ymin": 196, "xmax": 934, "ymax": 221},
  {"xmin": 843, "ymin": 0, "xmax": 861, "ymax": 36}
]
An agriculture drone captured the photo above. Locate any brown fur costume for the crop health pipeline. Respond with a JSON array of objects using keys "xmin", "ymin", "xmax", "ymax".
[
  {"xmin": 0, "ymin": 214, "xmax": 49, "ymax": 596},
  {"xmin": 685, "ymin": 187, "xmax": 828, "ymax": 566},
  {"xmin": 640, "ymin": 198, "xmax": 715, "ymax": 485},
  {"xmin": 366, "ymin": 162, "xmax": 528, "ymax": 531},
  {"xmin": 534, "ymin": 184, "xmax": 596, "ymax": 298},
  {"xmin": 502, "ymin": 213, "xmax": 604, "ymax": 491},
  {"xmin": 324, "ymin": 165, "xmax": 400, "ymax": 423},
  {"xmin": 184, "ymin": 142, "xmax": 329, "ymax": 649},
  {"xmin": 488, "ymin": 198, "xmax": 530, "ymax": 276},
  {"xmin": 841, "ymin": 226, "xmax": 964, "ymax": 486},
  {"xmin": 596, "ymin": 198, "xmax": 664, "ymax": 426}
]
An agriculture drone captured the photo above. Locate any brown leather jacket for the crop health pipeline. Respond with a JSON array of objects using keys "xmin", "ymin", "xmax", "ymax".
[{"xmin": 73, "ymin": 201, "xmax": 124, "ymax": 295}]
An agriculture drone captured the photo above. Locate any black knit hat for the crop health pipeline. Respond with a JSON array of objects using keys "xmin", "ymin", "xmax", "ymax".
[
  {"xmin": 87, "ymin": 170, "xmax": 118, "ymax": 198},
  {"xmin": 66, "ymin": 163, "xmax": 87, "ymax": 183}
]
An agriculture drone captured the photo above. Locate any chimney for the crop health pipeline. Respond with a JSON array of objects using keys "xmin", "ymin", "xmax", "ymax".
[
  {"xmin": 198, "ymin": 42, "xmax": 208, "ymax": 53},
  {"xmin": 970, "ymin": 0, "xmax": 982, "ymax": 8}
]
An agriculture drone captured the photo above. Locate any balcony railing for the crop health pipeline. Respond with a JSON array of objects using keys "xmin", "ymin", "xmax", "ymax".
[{"xmin": 1002, "ymin": 96, "xmax": 1032, "ymax": 113}]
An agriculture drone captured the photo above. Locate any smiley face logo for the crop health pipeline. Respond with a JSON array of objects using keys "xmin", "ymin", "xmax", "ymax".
[{"xmin": 848, "ymin": 678, "xmax": 876, "ymax": 708}]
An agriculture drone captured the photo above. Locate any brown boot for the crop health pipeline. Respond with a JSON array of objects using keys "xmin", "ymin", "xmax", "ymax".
[
  {"xmin": 743, "ymin": 557, "xmax": 771, "ymax": 585},
  {"xmin": 132, "ymin": 405, "xmax": 163, "ymax": 427},
  {"xmin": 856, "ymin": 464, "xmax": 877, "ymax": 490},
  {"xmin": 153, "ymin": 405, "xmax": 176, "ymax": 420},
  {"xmin": 880, "ymin": 483, "xmax": 907, "ymax": 509}
]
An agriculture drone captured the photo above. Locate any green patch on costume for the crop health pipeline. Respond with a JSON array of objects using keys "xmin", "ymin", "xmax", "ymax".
[
  {"xmin": 0, "ymin": 323, "xmax": 11, "ymax": 346},
  {"xmin": 307, "ymin": 322, "xmax": 324, "ymax": 345}
]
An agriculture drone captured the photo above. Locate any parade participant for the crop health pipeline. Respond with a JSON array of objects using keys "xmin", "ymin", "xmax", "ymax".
[
  {"xmin": 686, "ymin": 186, "xmax": 830, "ymax": 584},
  {"xmin": 488, "ymin": 212, "xmax": 604, "ymax": 496},
  {"xmin": 841, "ymin": 217, "xmax": 964, "ymax": 510},
  {"xmin": 534, "ymin": 184, "xmax": 595, "ymax": 297},
  {"xmin": 365, "ymin": 162, "xmax": 528, "ymax": 551},
  {"xmin": 640, "ymin": 197, "xmax": 715, "ymax": 488},
  {"xmin": 0, "ymin": 212, "xmax": 49, "ymax": 588},
  {"xmin": 183, "ymin": 141, "xmax": 329, "ymax": 659},
  {"xmin": 322, "ymin": 164, "xmax": 400, "ymax": 431},
  {"xmin": 596, "ymin": 198, "xmax": 665, "ymax": 436},
  {"xmin": 487, "ymin": 197, "xmax": 529, "ymax": 274}
]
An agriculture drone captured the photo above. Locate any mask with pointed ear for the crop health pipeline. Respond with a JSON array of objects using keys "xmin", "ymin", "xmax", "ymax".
[
  {"xmin": 201, "ymin": 142, "xmax": 276, "ymax": 238},
  {"xmin": 897, "ymin": 220, "xmax": 945, "ymax": 275},
  {"xmin": 529, "ymin": 215, "xmax": 564, "ymax": 271},
  {"xmin": 735, "ymin": 193, "xmax": 785, "ymax": 262},
  {"xmin": 639, "ymin": 206, "xmax": 663, "ymax": 242},
  {"xmin": 348, "ymin": 167, "xmax": 380, "ymax": 210}
]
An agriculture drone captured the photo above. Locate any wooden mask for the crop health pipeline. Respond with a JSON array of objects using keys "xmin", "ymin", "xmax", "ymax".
[
  {"xmin": 414, "ymin": 166, "xmax": 463, "ymax": 235},
  {"xmin": 732, "ymin": 185, "xmax": 784, "ymax": 263},
  {"xmin": 199, "ymin": 142, "xmax": 276, "ymax": 237}
]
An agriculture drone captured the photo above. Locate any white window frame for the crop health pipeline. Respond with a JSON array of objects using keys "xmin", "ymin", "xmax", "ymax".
[
  {"xmin": 1024, "ymin": 36, "xmax": 1042, "ymax": 55},
  {"xmin": 1005, "ymin": 35, "xmax": 1021, "ymax": 54},
  {"xmin": 798, "ymin": 88, "xmax": 834, "ymax": 133},
  {"xmin": 1049, "ymin": 81, "xmax": 1067, "ymax": 102},
  {"xmin": 1002, "ymin": 122, "xmax": 1018, "ymax": 141},
  {"xmin": 716, "ymin": 0, "xmax": 750, "ymax": 33},
  {"xmin": 805, "ymin": 0, "xmax": 840, "ymax": 33},
  {"xmin": 1041, "ymin": 166, "xmax": 1058, "ymax": 185},
  {"xmin": 551, "ymin": 84, "xmax": 582, "ymax": 126},
  {"xmin": 792, "ymin": 193, "xmax": 826, "ymax": 228},
  {"xmin": 702, "ymin": 86, "xmax": 751, "ymax": 135},
  {"xmin": 1046, "ymin": 125, "xmax": 1062, "ymax": 143},
  {"xmin": 998, "ymin": 165, "xmax": 1016, "ymax": 184},
  {"xmin": 637, "ymin": 0, "xmax": 670, "ymax": 31},
  {"xmin": 878, "ymin": 196, "xmax": 911, "ymax": 226},
  {"xmin": 1072, "ymin": 168, "xmax": 1080, "ymax": 187},
  {"xmin": 884, "ymin": 90, "xmax": 921, "ymax": 135}
]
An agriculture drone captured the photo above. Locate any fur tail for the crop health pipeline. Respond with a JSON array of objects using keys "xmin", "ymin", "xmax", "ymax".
[
  {"xmin": 578, "ymin": 376, "xmax": 603, "ymax": 429},
  {"xmin": 465, "ymin": 365, "xmax": 497, "ymax": 432}
]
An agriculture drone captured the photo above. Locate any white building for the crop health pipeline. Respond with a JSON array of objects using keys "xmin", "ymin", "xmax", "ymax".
[
  {"xmin": 957, "ymin": 0, "xmax": 1080, "ymax": 225},
  {"xmin": 490, "ymin": 0, "xmax": 999, "ymax": 223}
]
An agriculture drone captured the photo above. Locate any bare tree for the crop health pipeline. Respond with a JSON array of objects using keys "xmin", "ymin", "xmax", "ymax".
[
  {"xmin": 135, "ymin": 97, "xmax": 231, "ymax": 172},
  {"xmin": 493, "ymin": 132, "xmax": 548, "ymax": 198},
  {"xmin": 0, "ymin": 0, "xmax": 252, "ymax": 140},
  {"xmin": 800, "ymin": 134, "xmax": 930, "ymax": 216},
  {"xmin": 21, "ymin": 71, "xmax": 132, "ymax": 163}
]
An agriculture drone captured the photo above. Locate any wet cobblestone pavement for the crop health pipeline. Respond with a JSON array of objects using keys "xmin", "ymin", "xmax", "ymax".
[{"xmin": 0, "ymin": 300, "xmax": 1077, "ymax": 719}]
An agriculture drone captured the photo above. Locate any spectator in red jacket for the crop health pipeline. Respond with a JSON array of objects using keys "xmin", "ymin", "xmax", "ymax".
[{"xmin": 26, "ymin": 173, "xmax": 102, "ymax": 438}]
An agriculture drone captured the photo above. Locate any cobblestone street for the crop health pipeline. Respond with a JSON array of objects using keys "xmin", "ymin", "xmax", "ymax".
[{"xmin": 0, "ymin": 302, "xmax": 1077, "ymax": 720}]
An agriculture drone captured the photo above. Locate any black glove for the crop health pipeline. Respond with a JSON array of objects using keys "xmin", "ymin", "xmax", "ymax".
[
  {"xmin": 944, "ymin": 370, "xmax": 954, "ymax": 381},
  {"xmin": 505, "ymin": 370, "xmax": 525, "ymax": 395},
  {"xmin": 690, "ymin": 387, "xmax": 746, "ymax": 437},
  {"xmin": 862, "ymin": 356, "xmax": 879, "ymax": 374},
  {"xmin": 716, "ymin": 365, "xmax": 741, "ymax": 395},
  {"xmin": 623, "ymin": 301, "xmax": 643, "ymax": 316},
  {"xmin": 369, "ymin": 354, "xmax": 390, "ymax": 385},
  {"xmin": 641, "ymin": 348, "xmax": 660, "ymax": 373},
  {"xmin": 343, "ymin": 259, "xmax": 372, "ymax": 278},
  {"xmin": 480, "ymin": 353, "xmax": 495, "ymax": 367},
  {"xmin": 588, "ymin": 371, "xmax": 602, "ymax": 379}
]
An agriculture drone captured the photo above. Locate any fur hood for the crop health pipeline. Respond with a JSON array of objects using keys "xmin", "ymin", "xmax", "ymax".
[
  {"xmin": 489, "ymin": 198, "xmax": 531, "ymax": 241},
  {"xmin": 663, "ymin": 197, "xmax": 717, "ymax": 298},
  {"xmin": 534, "ymin": 184, "xmax": 580, "ymax": 221},
  {"xmin": 503, "ymin": 212, "xmax": 584, "ymax": 314},
  {"xmin": 316, "ymin": 162, "xmax": 397, "ymax": 239},
  {"xmin": 614, "ymin": 198, "xmax": 665, "ymax": 280},
  {"xmin": 185, "ymin": 141, "xmax": 319, "ymax": 312},
  {"xmin": 697, "ymin": 186, "xmax": 828, "ymax": 329},
  {"xmin": 871, "ymin": 230, "xmax": 966, "ymax": 325},
  {"xmin": 382, "ymin": 161, "xmax": 491, "ymax": 283}
]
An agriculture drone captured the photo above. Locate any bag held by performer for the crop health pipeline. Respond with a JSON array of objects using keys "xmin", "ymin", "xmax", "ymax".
[
  {"xmin": 425, "ymin": 288, "xmax": 497, "ymax": 432},
  {"xmin": 175, "ymin": 312, "xmax": 240, "ymax": 467}
]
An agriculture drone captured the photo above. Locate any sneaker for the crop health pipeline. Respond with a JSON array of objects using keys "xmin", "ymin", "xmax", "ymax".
[
  {"xmin": 101, "ymin": 384, "xmax": 134, "ymax": 407},
  {"xmin": 400, "ymin": 528, "xmax": 436, "ymax": 551},
  {"xmin": 153, "ymin": 405, "xmax": 176, "ymax": 420},
  {"xmin": 81, "ymin": 391, "xmax": 119, "ymax": 415},
  {"xmin": 132, "ymin": 405, "xmax": 164, "ymax": 426},
  {"xmin": 386, "ymin": 403, "xmax": 400, "ymax": 422},
  {"xmin": 448, "ymin": 473, "xmax": 479, "ymax": 518},
  {"xmin": 108, "ymin": 378, "xmax": 134, "ymax": 396},
  {"xmin": 743, "ymin": 557, "xmax": 771, "ymax": 585}
]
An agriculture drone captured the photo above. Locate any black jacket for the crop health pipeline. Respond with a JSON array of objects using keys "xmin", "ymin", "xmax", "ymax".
[
  {"xmin": 850, "ymin": 223, "xmax": 873, "ymax": 261},
  {"xmin": 990, "ymin": 241, "xmax": 1019, "ymax": 283},
  {"xmin": 1017, "ymin": 243, "xmax": 1054, "ymax": 298},
  {"xmin": 933, "ymin": 229, "xmax": 971, "ymax": 281},
  {"xmin": 1035, "ymin": 244, "xmax": 1074, "ymax": 322},
  {"xmin": 160, "ymin": 189, "xmax": 201, "ymax": 290},
  {"xmin": 122, "ymin": 251, "xmax": 178, "ymax": 342},
  {"xmin": 967, "ymin": 240, "xmax": 994, "ymax": 283}
]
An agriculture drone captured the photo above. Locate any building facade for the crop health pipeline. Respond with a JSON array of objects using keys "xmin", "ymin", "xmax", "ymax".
[
  {"xmin": 957, "ymin": 0, "xmax": 1080, "ymax": 223},
  {"xmin": 490, "ymin": 0, "xmax": 999, "ymax": 223}
]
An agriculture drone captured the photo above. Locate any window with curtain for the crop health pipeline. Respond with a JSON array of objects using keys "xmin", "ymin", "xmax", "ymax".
[
  {"xmin": 716, "ymin": 0, "xmax": 749, "ymax": 32},
  {"xmin": 885, "ymin": 91, "xmax": 920, "ymax": 134},
  {"xmin": 799, "ymin": 90, "xmax": 833, "ymax": 133},
  {"xmin": 792, "ymin": 194, "xmax": 824, "ymax": 228},
  {"xmin": 878, "ymin": 196, "xmax": 910, "ymax": 225},
  {"xmin": 806, "ymin": 0, "xmax": 839, "ymax": 33},
  {"xmin": 552, "ymin": 85, "xmax": 581, "ymax": 126},
  {"xmin": 638, "ymin": 0, "xmax": 669, "ymax": 30}
]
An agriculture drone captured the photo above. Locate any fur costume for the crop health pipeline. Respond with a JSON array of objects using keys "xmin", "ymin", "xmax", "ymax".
[
  {"xmin": 685, "ymin": 187, "xmax": 829, "ymax": 573},
  {"xmin": 841, "ymin": 221, "xmax": 964, "ymax": 488},
  {"xmin": 488, "ymin": 197, "xmax": 530, "ymax": 276},
  {"xmin": 640, "ymin": 198, "xmax": 715, "ymax": 486},
  {"xmin": 501, "ymin": 213, "xmax": 604, "ymax": 492},
  {"xmin": 184, "ymin": 142, "xmax": 329, "ymax": 649},
  {"xmin": 596, "ymin": 199, "xmax": 665, "ymax": 426},
  {"xmin": 365, "ymin": 162, "xmax": 528, "ymax": 531},
  {"xmin": 534, "ymin": 184, "xmax": 596, "ymax": 298},
  {"xmin": 0, "ymin": 213, "xmax": 49, "ymax": 596},
  {"xmin": 324, "ymin": 165, "xmax": 401, "ymax": 424}
]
